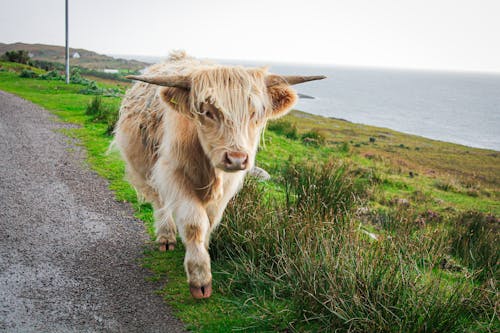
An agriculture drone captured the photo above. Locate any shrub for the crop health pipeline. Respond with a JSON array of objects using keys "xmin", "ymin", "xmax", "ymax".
[
  {"xmin": 29, "ymin": 59, "xmax": 65, "ymax": 71},
  {"xmin": 78, "ymin": 67, "xmax": 131, "ymax": 82},
  {"xmin": 1, "ymin": 50, "xmax": 30, "ymax": 64},
  {"xmin": 301, "ymin": 129, "xmax": 326, "ymax": 146},
  {"xmin": 267, "ymin": 120, "xmax": 298, "ymax": 140},
  {"xmin": 85, "ymin": 96, "xmax": 119, "ymax": 134},
  {"xmin": 79, "ymin": 81, "xmax": 122, "ymax": 97},
  {"xmin": 19, "ymin": 69, "xmax": 37, "ymax": 78},
  {"xmin": 39, "ymin": 70, "xmax": 64, "ymax": 81},
  {"xmin": 70, "ymin": 67, "xmax": 89, "ymax": 85}
]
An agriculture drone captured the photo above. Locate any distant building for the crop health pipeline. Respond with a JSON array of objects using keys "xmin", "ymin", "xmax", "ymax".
[
  {"xmin": 72, "ymin": 52, "xmax": 80, "ymax": 59},
  {"xmin": 103, "ymin": 69, "xmax": 119, "ymax": 74}
]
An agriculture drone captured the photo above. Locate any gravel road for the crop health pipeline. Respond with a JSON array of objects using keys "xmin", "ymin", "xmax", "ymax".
[{"xmin": 0, "ymin": 91, "xmax": 186, "ymax": 332}]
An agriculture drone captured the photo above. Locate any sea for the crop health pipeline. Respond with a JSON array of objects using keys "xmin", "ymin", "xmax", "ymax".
[{"xmin": 117, "ymin": 55, "xmax": 500, "ymax": 151}]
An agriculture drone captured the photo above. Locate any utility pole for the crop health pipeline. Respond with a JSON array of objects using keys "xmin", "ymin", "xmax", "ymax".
[{"xmin": 65, "ymin": 0, "xmax": 69, "ymax": 84}]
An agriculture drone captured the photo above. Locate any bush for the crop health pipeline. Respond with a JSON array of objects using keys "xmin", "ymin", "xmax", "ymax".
[
  {"xmin": 70, "ymin": 67, "xmax": 90, "ymax": 85},
  {"xmin": 301, "ymin": 129, "xmax": 326, "ymax": 146},
  {"xmin": 19, "ymin": 69, "xmax": 37, "ymax": 78},
  {"xmin": 78, "ymin": 67, "xmax": 132, "ymax": 82},
  {"xmin": 267, "ymin": 120, "xmax": 298, "ymax": 140},
  {"xmin": 1, "ymin": 50, "xmax": 30, "ymax": 64},
  {"xmin": 29, "ymin": 59, "xmax": 65, "ymax": 71},
  {"xmin": 39, "ymin": 70, "xmax": 64, "ymax": 81},
  {"xmin": 85, "ymin": 96, "xmax": 119, "ymax": 134},
  {"xmin": 79, "ymin": 81, "xmax": 122, "ymax": 97}
]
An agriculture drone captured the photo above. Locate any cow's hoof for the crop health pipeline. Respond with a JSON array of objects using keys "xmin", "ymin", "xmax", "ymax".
[
  {"xmin": 189, "ymin": 282, "xmax": 212, "ymax": 299},
  {"xmin": 159, "ymin": 241, "xmax": 176, "ymax": 252}
]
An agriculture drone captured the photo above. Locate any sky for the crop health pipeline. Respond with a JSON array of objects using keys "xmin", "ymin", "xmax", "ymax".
[{"xmin": 1, "ymin": 0, "xmax": 499, "ymax": 72}]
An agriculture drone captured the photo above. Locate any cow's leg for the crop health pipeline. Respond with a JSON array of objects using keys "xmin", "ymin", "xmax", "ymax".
[
  {"xmin": 175, "ymin": 201, "xmax": 212, "ymax": 299},
  {"xmin": 124, "ymin": 165, "xmax": 176, "ymax": 251},
  {"xmin": 205, "ymin": 202, "xmax": 226, "ymax": 248},
  {"xmin": 154, "ymin": 206, "xmax": 177, "ymax": 251},
  {"xmin": 204, "ymin": 174, "xmax": 244, "ymax": 248}
]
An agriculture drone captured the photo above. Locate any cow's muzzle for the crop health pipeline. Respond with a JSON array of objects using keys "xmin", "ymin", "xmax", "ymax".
[{"xmin": 223, "ymin": 151, "xmax": 248, "ymax": 171}]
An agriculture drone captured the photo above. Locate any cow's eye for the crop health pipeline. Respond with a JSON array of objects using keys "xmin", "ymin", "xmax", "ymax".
[
  {"xmin": 203, "ymin": 110, "xmax": 215, "ymax": 120},
  {"xmin": 200, "ymin": 103, "xmax": 217, "ymax": 121}
]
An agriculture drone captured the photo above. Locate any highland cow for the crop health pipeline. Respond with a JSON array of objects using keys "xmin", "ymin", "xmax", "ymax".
[{"xmin": 113, "ymin": 51, "xmax": 324, "ymax": 298}]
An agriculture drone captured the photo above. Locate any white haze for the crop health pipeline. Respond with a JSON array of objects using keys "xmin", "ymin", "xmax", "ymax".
[{"xmin": 0, "ymin": 0, "xmax": 500, "ymax": 72}]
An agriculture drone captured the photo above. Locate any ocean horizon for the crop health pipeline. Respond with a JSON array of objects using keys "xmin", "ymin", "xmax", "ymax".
[{"xmin": 114, "ymin": 54, "xmax": 500, "ymax": 151}]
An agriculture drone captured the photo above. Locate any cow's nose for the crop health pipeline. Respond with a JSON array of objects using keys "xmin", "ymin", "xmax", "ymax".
[{"xmin": 224, "ymin": 151, "xmax": 248, "ymax": 171}]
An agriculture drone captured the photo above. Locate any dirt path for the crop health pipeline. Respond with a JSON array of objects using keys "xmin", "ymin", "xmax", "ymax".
[{"xmin": 0, "ymin": 91, "xmax": 185, "ymax": 332}]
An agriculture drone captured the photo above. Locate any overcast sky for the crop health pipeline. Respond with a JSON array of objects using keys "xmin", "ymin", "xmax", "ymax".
[{"xmin": 1, "ymin": 0, "xmax": 499, "ymax": 72}]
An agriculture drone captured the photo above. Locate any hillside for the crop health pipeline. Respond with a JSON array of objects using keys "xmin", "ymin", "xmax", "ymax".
[{"xmin": 0, "ymin": 42, "xmax": 149, "ymax": 70}]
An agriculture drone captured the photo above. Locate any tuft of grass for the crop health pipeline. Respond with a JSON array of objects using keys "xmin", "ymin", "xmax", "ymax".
[
  {"xmin": 19, "ymin": 69, "xmax": 38, "ymax": 78},
  {"xmin": 85, "ymin": 96, "xmax": 119, "ymax": 134},
  {"xmin": 301, "ymin": 129, "xmax": 326, "ymax": 146},
  {"xmin": 435, "ymin": 178, "xmax": 459, "ymax": 192},
  {"xmin": 267, "ymin": 119, "xmax": 299, "ymax": 140},
  {"xmin": 447, "ymin": 211, "xmax": 499, "ymax": 280}
]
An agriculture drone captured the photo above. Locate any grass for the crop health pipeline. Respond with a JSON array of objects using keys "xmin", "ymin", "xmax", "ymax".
[
  {"xmin": 0, "ymin": 64, "xmax": 498, "ymax": 332},
  {"xmin": 213, "ymin": 163, "xmax": 498, "ymax": 332}
]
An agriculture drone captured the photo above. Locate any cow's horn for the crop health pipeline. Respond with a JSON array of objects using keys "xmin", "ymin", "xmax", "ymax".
[
  {"xmin": 266, "ymin": 75, "xmax": 326, "ymax": 87},
  {"xmin": 126, "ymin": 75, "xmax": 191, "ymax": 89}
]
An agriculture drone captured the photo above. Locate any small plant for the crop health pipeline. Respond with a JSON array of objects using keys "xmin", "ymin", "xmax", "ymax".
[
  {"xmin": 85, "ymin": 96, "xmax": 119, "ymax": 134},
  {"xmin": 340, "ymin": 141, "xmax": 350, "ymax": 153},
  {"xmin": 39, "ymin": 70, "xmax": 64, "ymax": 81},
  {"xmin": 70, "ymin": 67, "xmax": 88, "ymax": 85},
  {"xmin": 434, "ymin": 178, "xmax": 458, "ymax": 192},
  {"xmin": 79, "ymin": 81, "xmax": 122, "ymax": 97},
  {"xmin": 85, "ymin": 96, "xmax": 104, "ymax": 118},
  {"xmin": 19, "ymin": 69, "xmax": 37, "ymax": 78},
  {"xmin": 267, "ymin": 120, "xmax": 298, "ymax": 140},
  {"xmin": 301, "ymin": 129, "xmax": 326, "ymax": 146},
  {"xmin": 1, "ymin": 50, "xmax": 31, "ymax": 64},
  {"xmin": 104, "ymin": 107, "xmax": 119, "ymax": 134},
  {"xmin": 29, "ymin": 59, "xmax": 64, "ymax": 71},
  {"xmin": 447, "ymin": 211, "xmax": 499, "ymax": 280}
]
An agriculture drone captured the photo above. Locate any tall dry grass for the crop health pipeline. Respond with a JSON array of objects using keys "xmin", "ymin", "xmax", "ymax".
[{"xmin": 210, "ymin": 160, "xmax": 498, "ymax": 332}]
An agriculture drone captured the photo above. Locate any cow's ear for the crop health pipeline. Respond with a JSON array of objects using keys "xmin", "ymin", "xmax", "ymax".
[
  {"xmin": 266, "ymin": 85, "xmax": 298, "ymax": 120},
  {"xmin": 160, "ymin": 87, "xmax": 192, "ymax": 117}
]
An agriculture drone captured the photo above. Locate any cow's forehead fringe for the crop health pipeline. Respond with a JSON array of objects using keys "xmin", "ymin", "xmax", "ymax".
[{"xmin": 189, "ymin": 66, "xmax": 270, "ymax": 120}]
